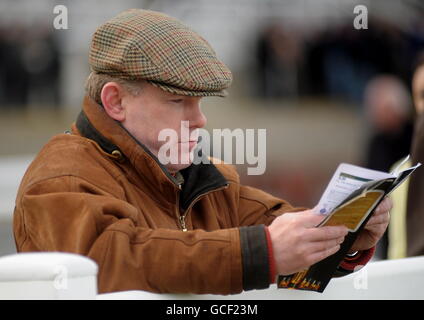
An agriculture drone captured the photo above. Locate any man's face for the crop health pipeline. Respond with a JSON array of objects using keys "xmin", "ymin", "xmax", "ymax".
[
  {"xmin": 413, "ymin": 65, "xmax": 424, "ymax": 115},
  {"xmin": 120, "ymin": 83, "xmax": 206, "ymax": 173}
]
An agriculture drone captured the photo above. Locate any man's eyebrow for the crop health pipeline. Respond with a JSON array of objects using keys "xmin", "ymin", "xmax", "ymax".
[{"xmin": 165, "ymin": 94, "xmax": 187, "ymax": 99}]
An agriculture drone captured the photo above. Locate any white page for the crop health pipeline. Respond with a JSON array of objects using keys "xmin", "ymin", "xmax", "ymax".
[
  {"xmin": 314, "ymin": 163, "xmax": 393, "ymax": 215},
  {"xmin": 390, "ymin": 154, "xmax": 410, "ymax": 176}
]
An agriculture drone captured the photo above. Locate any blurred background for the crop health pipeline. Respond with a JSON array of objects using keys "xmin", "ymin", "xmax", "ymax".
[{"xmin": 1, "ymin": 0, "xmax": 423, "ymax": 258}]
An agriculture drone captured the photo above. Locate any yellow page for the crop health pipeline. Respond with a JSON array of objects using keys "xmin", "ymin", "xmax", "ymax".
[{"xmin": 321, "ymin": 190, "xmax": 384, "ymax": 232}]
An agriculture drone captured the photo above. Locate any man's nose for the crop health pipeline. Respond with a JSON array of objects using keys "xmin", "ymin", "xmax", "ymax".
[{"xmin": 187, "ymin": 103, "xmax": 207, "ymax": 129}]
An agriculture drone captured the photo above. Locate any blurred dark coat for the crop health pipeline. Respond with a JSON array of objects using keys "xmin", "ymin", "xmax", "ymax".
[
  {"xmin": 366, "ymin": 122, "xmax": 414, "ymax": 173},
  {"xmin": 407, "ymin": 112, "xmax": 424, "ymax": 256}
]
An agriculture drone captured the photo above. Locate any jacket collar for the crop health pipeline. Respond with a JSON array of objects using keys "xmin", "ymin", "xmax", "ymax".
[{"xmin": 75, "ymin": 96, "xmax": 228, "ymax": 209}]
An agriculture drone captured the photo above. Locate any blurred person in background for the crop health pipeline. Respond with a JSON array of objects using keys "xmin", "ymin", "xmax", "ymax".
[
  {"xmin": 363, "ymin": 75, "xmax": 414, "ymax": 259},
  {"xmin": 406, "ymin": 54, "xmax": 424, "ymax": 257},
  {"xmin": 255, "ymin": 22, "xmax": 302, "ymax": 99},
  {"xmin": 303, "ymin": 17, "xmax": 419, "ymax": 105},
  {"xmin": 21, "ymin": 24, "xmax": 61, "ymax": 107},
  {"xmin": 364, "ymin": 75, "xmax": 414, "ymax": 173},
  {"xmin": 13, "ymin": 9, "xmax": 391, "ymax": 294},
  {"xmin": 0, "ymin": 25, "xmax": 29, "ymax": 107},
  {"xmin": 0, "ymin": 24, "xmax": 60, "ymax": 108}
]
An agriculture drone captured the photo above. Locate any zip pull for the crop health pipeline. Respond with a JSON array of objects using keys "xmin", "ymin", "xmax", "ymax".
[{"xmin": 179, "ymin": 216, "xmax": 188, "ymax": 232}]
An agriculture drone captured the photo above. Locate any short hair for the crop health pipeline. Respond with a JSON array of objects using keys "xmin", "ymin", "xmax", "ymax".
[{"xmin": 85, "ymin": 72, "xmax": 145, "ymax": 105}]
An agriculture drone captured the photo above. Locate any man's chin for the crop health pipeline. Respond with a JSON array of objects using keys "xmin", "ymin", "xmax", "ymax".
[{"xmin": 165, "ymin": 161, "xmax": 193, "ymax": 174}]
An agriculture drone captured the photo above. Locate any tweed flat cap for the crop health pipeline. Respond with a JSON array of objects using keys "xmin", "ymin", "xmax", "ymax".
[{"xmin": 89, "ymin": 9, "xmax": 232, "ymax": 97}]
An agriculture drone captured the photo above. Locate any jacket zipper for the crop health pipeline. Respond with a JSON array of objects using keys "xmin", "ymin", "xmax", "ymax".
[
  {"xmin": 176, "ymin": 184, "xmax": 229, "ymax": 232},
  {"xmin": 175, "ymin": 185, "xmax": 186, "ymax": 231}
]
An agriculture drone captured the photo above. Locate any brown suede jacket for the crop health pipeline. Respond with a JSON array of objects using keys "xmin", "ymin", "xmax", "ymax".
[
  {"xmin": 14, "ymin": 96, "xmax": 364, "ymax": 294},
  {"xmin": 14, "ymin": 96, "xmax": 305, "ymax": 294}
]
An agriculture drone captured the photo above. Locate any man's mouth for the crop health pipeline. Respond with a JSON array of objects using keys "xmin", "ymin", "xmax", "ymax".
[{"xmin": 179, "ymin": 141, "xmax": 198, "ymax": 150}]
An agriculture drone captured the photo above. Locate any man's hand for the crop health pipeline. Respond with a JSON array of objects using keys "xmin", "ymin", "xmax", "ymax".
[
  {"xmin": 349, "ymin": 197, "xmax": 392, "ymax": 253},
  {"xmin": 268, "ymin": 210, "xmax": 348, "ymax": 275}
]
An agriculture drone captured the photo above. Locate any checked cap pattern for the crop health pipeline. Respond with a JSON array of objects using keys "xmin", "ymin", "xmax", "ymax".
[{"xmin": 89, "ymin": 9, "xmax": 233, "ymax": 97}]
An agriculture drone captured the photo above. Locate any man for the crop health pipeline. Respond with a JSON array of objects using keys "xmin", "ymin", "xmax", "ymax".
[{"xmin": 13, "ymin": 9, "xmax": 391, "ymax": 294}]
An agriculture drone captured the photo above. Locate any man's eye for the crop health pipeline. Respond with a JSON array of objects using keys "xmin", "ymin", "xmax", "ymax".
[{"xmin": 171, "ymin": 99, "xmax": 183, "ymax": 103}]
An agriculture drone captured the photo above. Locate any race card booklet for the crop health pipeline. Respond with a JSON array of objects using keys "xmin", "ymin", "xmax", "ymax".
[{"xmin": 277, "ymin": 155, "xmax": 421, "ymax": 293}]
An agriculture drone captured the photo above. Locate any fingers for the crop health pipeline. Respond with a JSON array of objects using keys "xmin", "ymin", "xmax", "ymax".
[
  {"xmin": 363, "ymin": 198, "xmax": 391, "ymax": 229},
  {"xmin": 367, "ymin": 198, "xmax": 391, "ymax": 227},
  {"xmin": 285, "ymin": 233, "xmax": 344, "ymax": 273},
  {"xmin": 307, "ymin": 236, "xmax": 345, "ymax": 253},
  {"xmin": 303, "ymin": 225, "xmax": 348, "ymax": 242},
  {"xmin": 374, "ymin": 197, "xmax": 392, "ymax": 215},
  {"xmin": 367, "ymin": 210, "xmax": 390, "ymax": 226},
  {"xmin": 307, "ymin": 244, "xmax": 341, "ymax": 266},
  {"xmin": 365, "ymin": 212, "xmax": 390, "ymax": 230},
  {"xmin": 294, "ymin": 211, "xmax": 326, "ymax": 228}
]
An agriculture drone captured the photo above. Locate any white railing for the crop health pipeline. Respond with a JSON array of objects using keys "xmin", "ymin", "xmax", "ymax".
[
  {"xmin": 1, "ymin": 156, "xmax": 423, "ymax": 300},
  {"xmin": 0, "ymin": 252, "xmax": 97, "ymax": 300},
  {"xmin": 0, "ymin": 252, "xmax": 423, "ymax": 300},
  {"xmin": 0, "ymin": 155, "xmax": 33, "ymax": 218},
  {"xmin": 0, "ymin": 155, "xmax": 34, "ymax": 257}
]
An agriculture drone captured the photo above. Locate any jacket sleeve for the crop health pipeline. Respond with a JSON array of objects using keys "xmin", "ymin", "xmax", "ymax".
[
  {"xmin": 235, "ymin": 184, "xmax": 307, "ymax": 290},
  {"xmin": 238, "ymin": 184, "xmax": 307, "ymax": 226},
  {"xmin": 14, "ymin": 175, "xmax": 243, "ymax": 294}
]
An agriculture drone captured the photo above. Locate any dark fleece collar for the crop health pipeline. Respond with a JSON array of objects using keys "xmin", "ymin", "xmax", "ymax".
[{"xmin": 75, "ymin": 107, "xmax": 228, "ymax": 211}]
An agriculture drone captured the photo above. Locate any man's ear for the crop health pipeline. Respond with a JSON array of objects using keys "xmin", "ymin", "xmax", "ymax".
[{"xmin": 101, "ymin": 82, "xmax": 126, "ymax": 122}]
